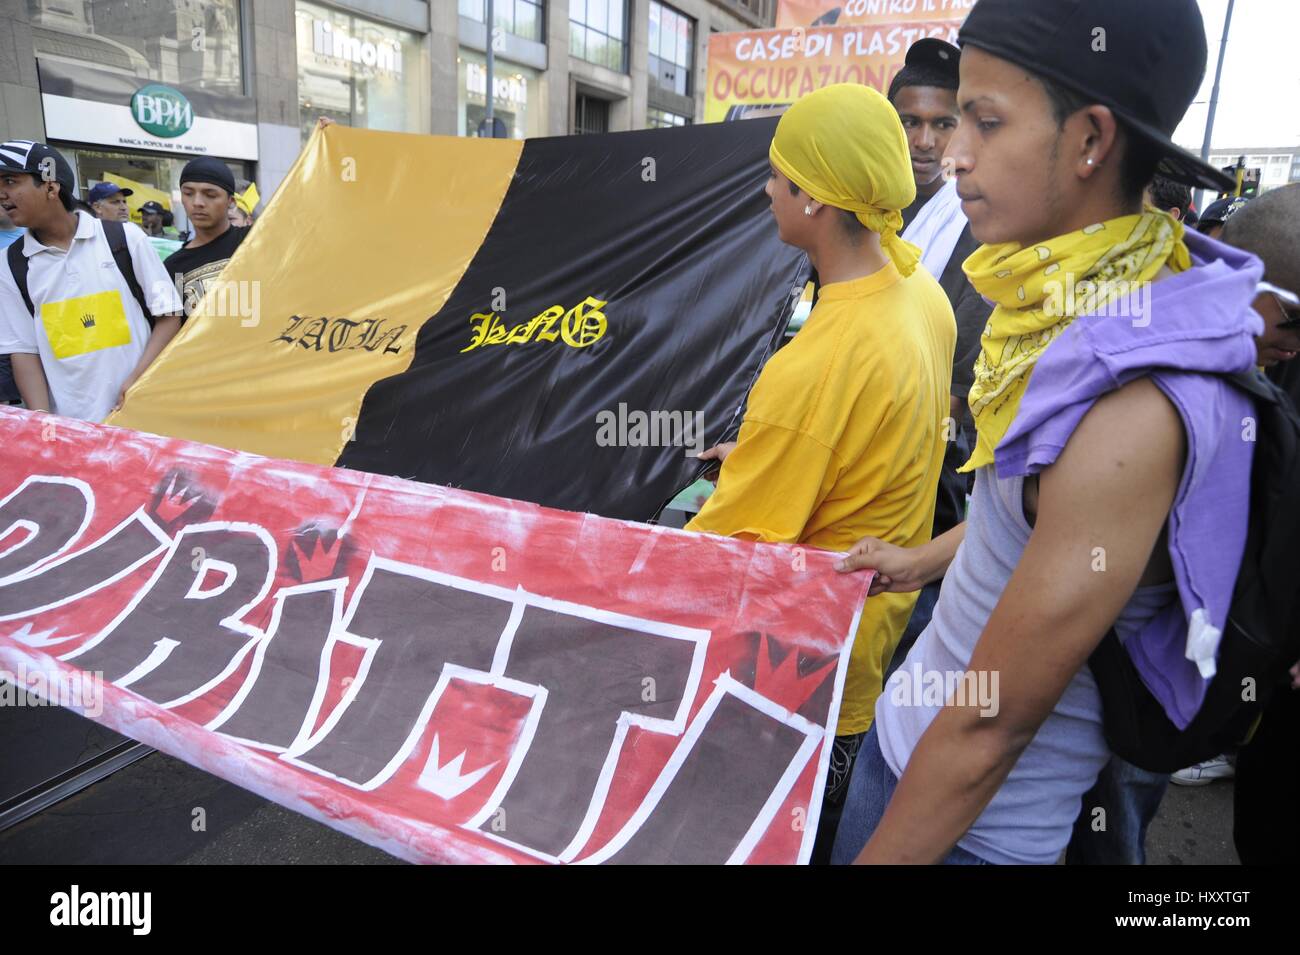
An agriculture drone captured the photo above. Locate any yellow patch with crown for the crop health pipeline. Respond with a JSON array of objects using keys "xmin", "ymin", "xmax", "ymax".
[{"xmin": 40, "ymin": 290, "xmax": 131, "ymax": 359}]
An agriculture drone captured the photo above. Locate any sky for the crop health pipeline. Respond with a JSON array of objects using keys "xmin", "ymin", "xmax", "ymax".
[{"xmin": 1173, "ymin": 0, "xmax": 1300, "ymax": 151}]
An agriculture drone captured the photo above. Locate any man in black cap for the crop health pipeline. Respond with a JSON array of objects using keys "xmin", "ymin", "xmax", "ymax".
[
  {"xmin": 87, "ymin": 182, "xmax": 133, "ymax": 222},
  {"xmin": 831, "ymin": 0, "xmax": 1262, "ymax": 865},
  {"xmin": 1197, "ymin": 194, "xmax": 1250, "ymax": 239},
  {"xmin": 163, "ymin": 157, "xmax": 251, "ymax": 323},
  {"xmin": 877, "ymin": 37, "xmax": 992, "ymax": 691},
  {"xmin": 138, "ymin": 200, "xmax": 166, "ymax": 237},
  {"xmin": 0, "ymin": 140, "xmax": 183, "ymax": 420}
]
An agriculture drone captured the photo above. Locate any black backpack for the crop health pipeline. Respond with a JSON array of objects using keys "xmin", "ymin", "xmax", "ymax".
[
  {"xmin": 1089, "ymin": 368, "xmax": 1300, "ymax": 773},
  {"xmin": 6, "ymin": 218, "xmax": 154, "ymax": 325}
]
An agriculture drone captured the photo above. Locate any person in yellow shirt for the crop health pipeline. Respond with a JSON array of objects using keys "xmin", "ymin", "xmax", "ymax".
[{"xmin": 685, "ymin": 83, "xmax": 955, "ymax": 860}]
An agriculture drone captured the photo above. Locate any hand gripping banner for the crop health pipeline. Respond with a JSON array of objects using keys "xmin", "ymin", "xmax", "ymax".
[
  {"xmin": 109, "ymin": 120, "xmax": 810, "ymax": 522},
  {"xmin": 0, "ymin": 409, "xmax": 868, "ymax": 864}
]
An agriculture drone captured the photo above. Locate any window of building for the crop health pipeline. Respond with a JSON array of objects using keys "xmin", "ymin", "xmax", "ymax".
[
  {"xmin": 28, "ymin": 0, "xmax": 244, "ymax": 94},
  {"xmin": 571, "ymin": 0, "xmax": 628, "ymax": 72},
  {"xmin": 648, "ymin": 2, "xmax": 693, "ymax": 97},
  {"xmin": 457, "ymin": 49, "xmax": 547, "ymax": 139},
  {"xmin": 647, "ymin": 107, "xmax": 689, "ymax": 128},
  {"xmin": 296, "ymin": 1, "xmax": 430, "ymax": 142},
  {"xmin": 459, "ymin": 0, "xmax": 545, "ymax": 43},
  {"xmin": 574, "ymin": 92, "xmax": 611, "ymax": 134}
]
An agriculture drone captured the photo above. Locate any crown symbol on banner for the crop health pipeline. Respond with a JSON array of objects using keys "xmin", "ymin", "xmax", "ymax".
[
  {"xmin": 416, "ymin": 734, "xmax": 497, "ymax": 800},
  {"xmin": 747, "ymin": 633, "xmax": 836, "ymax": 717},
  {"xmin": 80, "ymin": 313, "xmax": 96, "ymax": 328},
  {"xmin": 294, "ymin": 529, "xmax": 343, "ymax": 582},
  {"xmin": 153, "ymin": 472, "xmax": 202, "ymax": 525}
]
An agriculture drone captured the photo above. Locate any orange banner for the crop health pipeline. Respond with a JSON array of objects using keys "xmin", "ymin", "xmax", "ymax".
[
  {"xmin": 705, "ymin": 20, "xmax": 959, "ymax": 123},
  {"xmin": 776, "ymin": 0, "xmax": 973, "ymax": 28}
]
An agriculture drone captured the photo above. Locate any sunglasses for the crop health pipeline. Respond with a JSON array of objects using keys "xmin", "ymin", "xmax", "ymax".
[{"xmin": 1259, "ymin": 281, "xmax": 1300, "ymax": 331}]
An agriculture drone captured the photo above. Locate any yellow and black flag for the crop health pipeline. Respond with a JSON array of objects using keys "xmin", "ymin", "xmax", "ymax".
[{"xmin": 111, "ymin": 120, "xmax": 808, "ymax": 520}]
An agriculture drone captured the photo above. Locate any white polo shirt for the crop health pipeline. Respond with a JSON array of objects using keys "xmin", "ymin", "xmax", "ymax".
[{"xmin": 0, "ymin": 210, "xmax": 182, "ymax": 422}]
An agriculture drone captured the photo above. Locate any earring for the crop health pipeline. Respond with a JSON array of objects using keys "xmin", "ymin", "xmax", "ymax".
[
  {"xmin": 804, "ymin": 205, "xmax": 813, "ymax": 216},
  {"xmin": 1086, "ymin": 158, "xmax": 1095, "ymax": 166}
]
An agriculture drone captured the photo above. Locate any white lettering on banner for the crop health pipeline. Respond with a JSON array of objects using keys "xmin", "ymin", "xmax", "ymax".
[
  {"xmin": 837, "ymin": 0, "xmax": 975, "ymax": 16},
  {"xmin": 732, "ymin": 25, "xmax": 946, "ymax": 63},
  {"xmin": 843, "ymin": 0, "xmax": 917, "ymax": 16},
  {"xmin": 312, "ymin": 19, "xmax": 402, "ymax": 75},
  {"xmin": 466, "ymin": 63, "xmax": 529, "ymax": 108}
]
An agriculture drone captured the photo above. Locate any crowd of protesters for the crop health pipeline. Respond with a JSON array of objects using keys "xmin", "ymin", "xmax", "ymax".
[
  {"xmin": 689, "ymin": 0, "xmax": 1299, "ymax": 866},
  {"xmin": 1, "ymin": 0, "xmax": 1297, "ymax": 866},
  {"xmin": 0, "ymin": 150, "xmax": 253, "ymax": 414}
]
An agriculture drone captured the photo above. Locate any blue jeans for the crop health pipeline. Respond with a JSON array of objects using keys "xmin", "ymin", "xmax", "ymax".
[
  {"xmin": 1065, "ymin": 755, "xmax": 1169, "ymax": 865},
  {"xmin": 829, "ymin": 725, "xmax": 994, "ymax": 865}
]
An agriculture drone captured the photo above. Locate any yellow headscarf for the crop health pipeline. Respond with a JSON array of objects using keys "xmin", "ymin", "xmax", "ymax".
[
  {"xmin": 770, "ymin": 84, "xmax": 921, "ymax": 277},
  {"xmin": 960, "ymin": 210, "xmax": 1191, "ymax": 472}
]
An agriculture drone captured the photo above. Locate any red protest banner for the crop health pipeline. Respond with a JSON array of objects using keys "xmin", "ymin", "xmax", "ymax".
[
  {"xmin": 705, "ymin": 20, "xmax": 959, "ymax": 122},
  {"xmin": 0, "ymin": 409, "xmax": 868, "ymax": 864}
]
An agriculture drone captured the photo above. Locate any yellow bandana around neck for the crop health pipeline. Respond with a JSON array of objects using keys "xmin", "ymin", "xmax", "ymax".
[
  {"xmin": 769, "ymin": 84, "xmax": 921, "ymax": 278},
  {"xmin": 959, "ymin": 210, "xmax": 1192, "ymax": 473}
]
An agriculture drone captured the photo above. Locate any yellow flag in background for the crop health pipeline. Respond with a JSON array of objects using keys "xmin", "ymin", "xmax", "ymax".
[
  {"xmin": 235, "ymin": 182, "xmax": 260, "ymax": 216},
  {"xmin": 104, "ymin": 173, "xmax": 171, "ymax": 224}
]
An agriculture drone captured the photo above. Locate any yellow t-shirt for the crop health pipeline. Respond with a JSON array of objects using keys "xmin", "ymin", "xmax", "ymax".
[{"xmin": 687, "ymin": 261, "xmax": 955, "ymax": 735}]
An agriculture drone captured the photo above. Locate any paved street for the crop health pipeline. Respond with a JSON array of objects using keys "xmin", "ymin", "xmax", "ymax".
[{"xmin": 0, "ymin": 745, "xmax": 1240, "ymax": 865}]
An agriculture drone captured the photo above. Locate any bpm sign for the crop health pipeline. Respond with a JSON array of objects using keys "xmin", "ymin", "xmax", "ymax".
[{"xmin": 130, "ymin": 84, "xmax": 194, "ymax": 139}]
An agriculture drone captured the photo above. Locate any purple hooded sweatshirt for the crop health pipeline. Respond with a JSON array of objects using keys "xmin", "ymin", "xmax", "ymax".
[{"xmin": 996, "ymin": 229, "xmax": 1264, "ymax": 728}]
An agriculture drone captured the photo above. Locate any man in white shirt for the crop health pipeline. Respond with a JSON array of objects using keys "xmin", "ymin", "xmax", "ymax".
[{"xmin": 0, "ymin": 140, "xmax": 183, "ymax": 421}]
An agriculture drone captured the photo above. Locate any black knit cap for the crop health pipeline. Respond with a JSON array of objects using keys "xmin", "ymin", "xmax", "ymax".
[
  {"xmin": 179, "ymin": 156, "xmax": 236, "ymax": 195},
  {"xmin": 958, "ymin": 0, "xmax": 1234, "ymax": 191}
]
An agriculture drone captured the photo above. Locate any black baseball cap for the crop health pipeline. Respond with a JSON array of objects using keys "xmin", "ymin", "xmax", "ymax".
[
  {"xmin": 958, "ymin": 0, "xmax": 1234, "ymax": 192},
  {"xmin": 179, "ymin": 156, "xmax": 236, "ymax": 195},
  {"xmin": 139, "ymin": 200, "xmax": 166, "ymax": 215},
  {"xmin": 88, "ymin": 181, "xmax": 133, "ymax": 203},
  {"xmin": 1199, "ymin": 195, "xmax": 1250, "ymax": 228},
  {"xmin": 889, "ymin": 37, "xmax": 961, "ymax": 100},
  {"xmin": 906, "ymin": 37, "xmax": 960, "ymax": 78},
  {"xmin": 0, "ymin": 139, "xmax": 76, "ymax": 196}
]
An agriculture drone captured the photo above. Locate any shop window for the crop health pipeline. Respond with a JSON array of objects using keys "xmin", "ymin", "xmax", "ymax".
[
  {"xmin": 58, "ymin": 144, "xmax": 250, "ymax": 236},
  {"xmin": 296, "ymin": 1, "xmax": 431, "ymax": 142},
  {"xmin": 458, "ymin": 49, "xmax": 547, "ymax": 140}
]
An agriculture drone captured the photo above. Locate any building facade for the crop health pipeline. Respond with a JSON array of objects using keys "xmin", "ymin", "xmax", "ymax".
[
  {"xmin": 0, "ymin": 0, "xmax": 774, "ymax": 216},
  {"xmin": 1206, "ymin": 147, "xmax": 1300, "ymax": 193}
]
